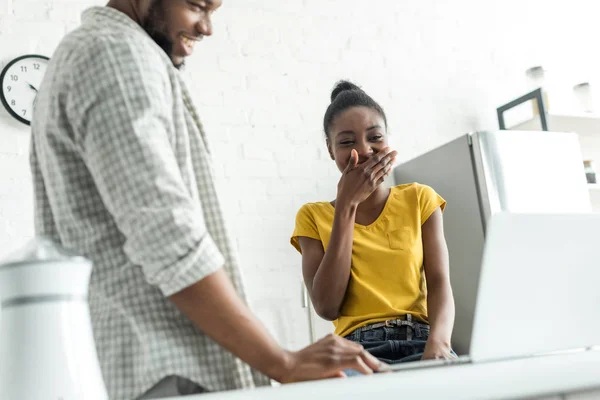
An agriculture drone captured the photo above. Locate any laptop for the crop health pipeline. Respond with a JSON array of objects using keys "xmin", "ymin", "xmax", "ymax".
[{"xmin": 389, "ymin": 212, "xmax": 600, "ymax": 372}]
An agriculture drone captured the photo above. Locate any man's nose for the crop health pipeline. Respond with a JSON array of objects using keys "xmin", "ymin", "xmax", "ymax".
[{"xmin": 196, "ymin": 17, "xmax": 213, "ymax": 36}]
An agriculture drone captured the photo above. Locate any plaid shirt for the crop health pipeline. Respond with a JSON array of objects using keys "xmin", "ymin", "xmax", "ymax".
[{"xmin": 30, "ymin": 7, "xmax": 269, "ymax": 399}]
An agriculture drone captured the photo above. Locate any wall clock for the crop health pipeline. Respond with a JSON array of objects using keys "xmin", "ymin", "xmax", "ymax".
[{"xmin": 0, "ymin": 54, "xmax": 50, "ymax": 126}]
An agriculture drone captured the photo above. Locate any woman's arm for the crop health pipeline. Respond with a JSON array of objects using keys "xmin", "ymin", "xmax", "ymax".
[
  {"xmin": 298, "ymin": 148, "xmax": 396, "ymax": 321},
  {"xmin": 298, "ymin": 202, "xmax": 356, "ymax": 320},
  {"xmin": 421, "ymin": 207, "xmax": 456, "ymax": 359}
]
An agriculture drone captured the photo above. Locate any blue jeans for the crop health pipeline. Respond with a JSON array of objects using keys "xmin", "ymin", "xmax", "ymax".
[{"xmin": 343, "ymin": 320, "xmax": 432, "ymax": 376}]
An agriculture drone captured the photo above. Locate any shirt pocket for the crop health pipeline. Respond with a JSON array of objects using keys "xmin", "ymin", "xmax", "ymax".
[{"xmin": 387, "ymin": 226, "xmax": 414, "ymax": 250}]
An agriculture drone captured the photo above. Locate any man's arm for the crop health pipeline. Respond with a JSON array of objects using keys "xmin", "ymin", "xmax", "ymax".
[
  {"xmin": 69, "ymin": 38, "xmax": 385, "ymax": 381},
  {"xmin": 170, "ymin": 268, "xmax": 386, "ymax": 382}
]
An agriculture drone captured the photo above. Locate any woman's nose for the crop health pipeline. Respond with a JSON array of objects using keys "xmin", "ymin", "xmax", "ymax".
[
  {"xmin": 356, "ymin": 143, "xmax": 374, "ymax": 162},
  {"xmin": 356, "ymin": 142, "xmax": 374, "ymax": 156}
]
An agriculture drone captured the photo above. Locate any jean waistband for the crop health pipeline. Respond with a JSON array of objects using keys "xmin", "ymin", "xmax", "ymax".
[{"xmin": 350, "ymin": 314, "xmax": 429, "ymax": 335}]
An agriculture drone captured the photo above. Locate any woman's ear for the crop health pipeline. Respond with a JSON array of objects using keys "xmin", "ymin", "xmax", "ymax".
[{"xmin": 326, "ymin": 140, "xmax": 335, "ymax": 160}]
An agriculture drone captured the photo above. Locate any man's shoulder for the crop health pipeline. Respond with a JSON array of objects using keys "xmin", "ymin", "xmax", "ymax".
[{"xmin": 53, "ymin": 21, "xmax": 164, "ymax": 75}]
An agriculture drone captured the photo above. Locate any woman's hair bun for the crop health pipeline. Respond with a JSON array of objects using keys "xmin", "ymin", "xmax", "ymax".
[{"xmin": 330, "ymin": 80, "xmax": 362, "ymax": 102}]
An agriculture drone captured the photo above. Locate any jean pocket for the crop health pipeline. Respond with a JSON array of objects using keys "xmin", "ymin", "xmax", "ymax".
[{"xmin": 387, "ymin": 227, "xmax": 413, "ymax": 250}]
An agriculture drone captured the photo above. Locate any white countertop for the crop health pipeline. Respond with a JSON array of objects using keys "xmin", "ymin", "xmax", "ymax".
[{"xmin": 172, "ymin": 349, "xmax": 600, "ymax": 400}]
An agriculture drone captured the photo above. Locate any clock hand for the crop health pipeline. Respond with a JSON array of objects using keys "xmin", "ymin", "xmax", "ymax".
[{"xmin": 27, "ymin": 83, "xmax": 38, "ymax": 92}]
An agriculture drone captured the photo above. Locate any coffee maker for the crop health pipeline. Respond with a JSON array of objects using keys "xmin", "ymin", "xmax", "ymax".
[{"xmin": 0, "ymin": 238, "xmax": 108, "ymax": 399}]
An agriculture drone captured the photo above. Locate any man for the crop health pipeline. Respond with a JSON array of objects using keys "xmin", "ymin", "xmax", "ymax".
[{"xmin": 30, "ymin": 0, "xmax": 385, "ymax": 398}]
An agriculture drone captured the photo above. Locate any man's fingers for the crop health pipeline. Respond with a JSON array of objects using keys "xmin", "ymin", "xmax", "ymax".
[
  {"xmin": 334, "ymin": 371, "xmax": 347, "ymax": 378},
  {"xmin": 340, "ymin": 336, "xmax": 364, "ymax": 349},
  {"xmin": 333, "ymin": 338, "xmax": 382, "ymax": 374},
  {"xmin": 338, "ymin": 355, "xmax": 373, "ymax": 375},
  {"xmin": 359, "ymin": 350, "xmax": 387, "ymax": 372},
  {"xmin": 319, "ymin": 336, "xmax": 388, "ymax": 376},
  {"xmin": 337, "ymin": 337, "xmax": 372, "ymax": 357}
]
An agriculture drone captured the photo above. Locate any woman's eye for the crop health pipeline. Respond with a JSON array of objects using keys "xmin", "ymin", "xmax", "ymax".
[
  {"xmin": 340, "ymin": 141, "xmax": 354, "ymax": 146},
  {"xmin": 370, "ymin": 135, "xmax": 383, "ymax": 141}
]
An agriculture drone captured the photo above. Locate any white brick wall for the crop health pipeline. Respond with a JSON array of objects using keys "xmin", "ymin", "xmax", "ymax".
[{"xmin": 1, "ymin": 0, "xmax": 600, "ymax": 353}]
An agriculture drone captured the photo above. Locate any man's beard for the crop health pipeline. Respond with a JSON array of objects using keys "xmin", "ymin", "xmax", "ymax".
[{"xmin": 142, "ymin": 0, "xmax": 184, "ymax": 69}]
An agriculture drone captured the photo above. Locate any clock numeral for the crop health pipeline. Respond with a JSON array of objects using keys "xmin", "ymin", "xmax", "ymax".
[
  {"xmin": 6, "ymin": 86, "xmax": 11, "ymax": 92},
  {"xmin": 20, "ymin": 66, "xmax": 27, "ymax": 72},
  {"xmin": 34, "ymin": 63, "xmax": 40, "ymax": 70},
  {"xmin": 10, "ymin": 75, "xmax": 18, "ymax": 81},
  {"xmin": 22, "ymin": 110, "xmax": 26, "ymax": 116},
  {"xmin": 11, "ymin": 100, "xmax": 15, "ymax": 106}
]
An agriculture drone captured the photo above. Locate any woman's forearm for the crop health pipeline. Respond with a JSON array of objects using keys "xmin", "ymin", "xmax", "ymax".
[
  {"xmin": 311, "ymin": 202, "xmax": 356, "ymax": 320},
  {"xmin": 426, "ymin": 279, "xmax": 455, "ymax": 345},
  {"xmin": 421, "ymin": 208, "xmax": 455, "ymax": 347}
]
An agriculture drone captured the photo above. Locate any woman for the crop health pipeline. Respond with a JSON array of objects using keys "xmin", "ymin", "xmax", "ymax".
[{"xmin": 291, "ymin": 81, "xmax": 456, "ymax": 366}]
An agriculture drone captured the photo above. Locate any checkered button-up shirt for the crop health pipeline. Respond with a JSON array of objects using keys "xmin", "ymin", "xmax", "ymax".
[{"xmin": 30, "ymin": 7, "xmax": 270, "ymax": 399}]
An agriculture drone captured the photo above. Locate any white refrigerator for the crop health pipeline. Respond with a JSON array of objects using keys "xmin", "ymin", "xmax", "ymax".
[{"xmin": 393, "ymin": 130, "xmax": 592, "ymax": 355}]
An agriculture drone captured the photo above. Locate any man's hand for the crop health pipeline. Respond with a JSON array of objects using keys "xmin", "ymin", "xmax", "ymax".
[
  {"xmin": 169, "ymin": 269, "xmax": 389, "ymax": 384},
  {"xmin": 421, "ymin": 338, "xmax": 456, "ymax": 360},
  {"xmin": 275, "ymin": 334, "xmax": 389, "ymax": 382}
]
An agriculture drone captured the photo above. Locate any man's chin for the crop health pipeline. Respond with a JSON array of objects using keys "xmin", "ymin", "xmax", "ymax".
[{"xmin": 172, "ymin": 56, "xmax": 185, "ymax": 70}]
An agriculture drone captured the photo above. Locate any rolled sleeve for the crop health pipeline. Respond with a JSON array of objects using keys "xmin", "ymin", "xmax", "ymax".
[
  {"xmin": 153, "ymin": 232, "xmax": 225, "ymax": 296},
  {"xmin": 67, "ymin": 37, "xmax": 222, "ymax": 295}
]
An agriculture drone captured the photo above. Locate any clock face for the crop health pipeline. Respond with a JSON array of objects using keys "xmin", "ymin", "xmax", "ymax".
[{"xmin": 0, "ymin": 55, "xmax": 50, "ymax": 126}]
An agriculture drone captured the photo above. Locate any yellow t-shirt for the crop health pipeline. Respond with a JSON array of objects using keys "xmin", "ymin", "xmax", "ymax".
[{"xmin": 290, "ymin": 183, "xmax": 446, "ymax": 337}]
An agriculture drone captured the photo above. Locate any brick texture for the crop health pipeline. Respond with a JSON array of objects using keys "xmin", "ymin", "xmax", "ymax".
[{"xmin": 1, "ymin": 0, "xmax": 599, "ymax": 349}]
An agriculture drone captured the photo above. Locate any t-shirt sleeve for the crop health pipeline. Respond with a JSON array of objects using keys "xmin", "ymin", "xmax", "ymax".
[
  {"xmin": 290, "ymin": 204, "xmax": 321, "ymax": 254},
  {"xmin": 417, "ymin": 184, "xmax": 446, "ymax": 224}
]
